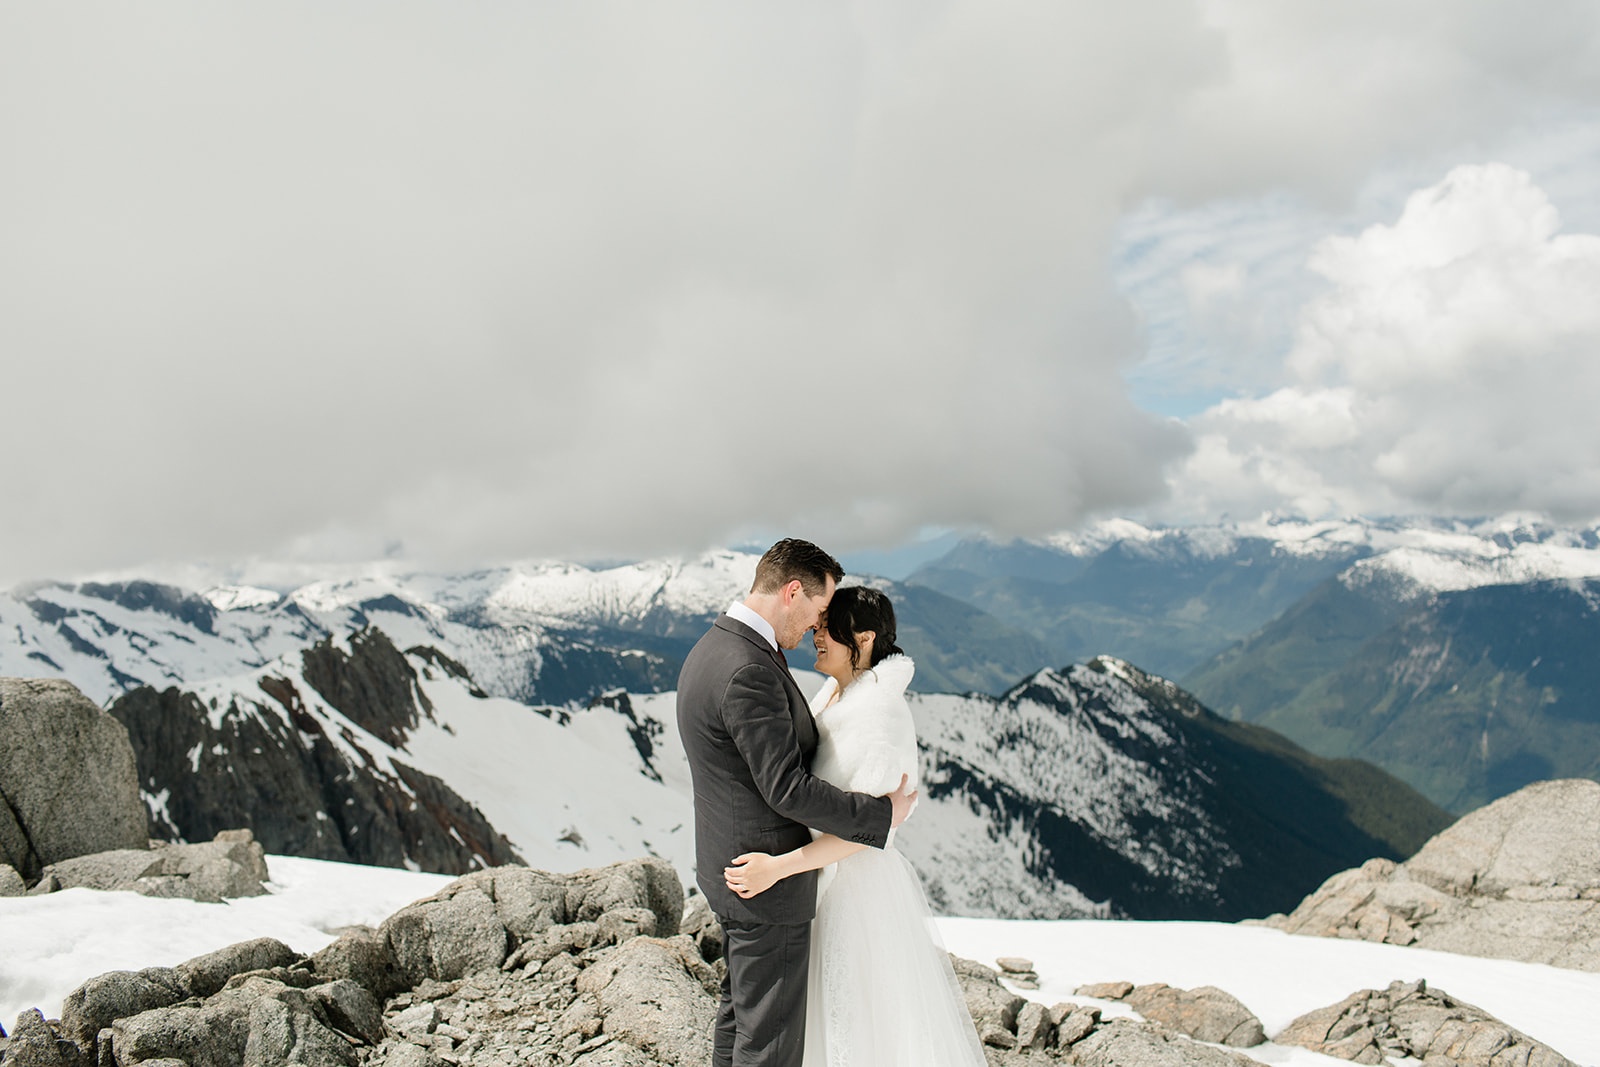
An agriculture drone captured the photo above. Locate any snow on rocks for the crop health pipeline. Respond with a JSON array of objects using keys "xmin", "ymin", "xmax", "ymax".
[{"xmin": 1257, "ymin": 779, "xmax": 1600, "ymax": 972}]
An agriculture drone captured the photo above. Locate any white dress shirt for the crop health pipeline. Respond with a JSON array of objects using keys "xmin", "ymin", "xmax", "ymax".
[{"xmin": 725, "ymin": 600, "xmax": 779, "ymax": 652}]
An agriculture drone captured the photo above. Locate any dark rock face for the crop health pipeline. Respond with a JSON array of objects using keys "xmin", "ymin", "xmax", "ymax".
[
  {"xmin": 301, "ymin": 629, "xmax": 427, "ymax": 750},
  {"xmin": 74, "ymin": 581, "xmax": 219, "ymax": 635},
  {"xmin": 108, "ymin": 633, "xmax": 522, "ymax": 877},
  {"xmin": 0, "ymin": 677, "xmax": 149, "ymax": 881}
]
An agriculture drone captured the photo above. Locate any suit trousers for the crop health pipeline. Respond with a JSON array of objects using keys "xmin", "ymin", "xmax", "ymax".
[{"xmin": 715, "ymin": 918, "xmax": 812, "ymax": 1067}]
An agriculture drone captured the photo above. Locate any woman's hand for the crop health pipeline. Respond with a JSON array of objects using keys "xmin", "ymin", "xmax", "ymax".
[{"xmin": 724, "ymin": 852, "xmax": 786, "ymax": 898}]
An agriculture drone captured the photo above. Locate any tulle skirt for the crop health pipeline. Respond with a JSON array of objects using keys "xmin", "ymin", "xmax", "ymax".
[{"xmin": 803, "ymin": 846, "xmax": 988, "ymax": 1067}]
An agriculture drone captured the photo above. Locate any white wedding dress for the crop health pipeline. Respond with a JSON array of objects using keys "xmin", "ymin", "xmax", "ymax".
[{"xmin": 802, "ymin": 655, "xmax": 987, "ymax": 1067}]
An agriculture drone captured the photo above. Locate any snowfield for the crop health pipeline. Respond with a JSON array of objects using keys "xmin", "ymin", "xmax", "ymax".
[{"xmin": 2, "ymin": 856, "xmax": 1595, "ymax": 1066}]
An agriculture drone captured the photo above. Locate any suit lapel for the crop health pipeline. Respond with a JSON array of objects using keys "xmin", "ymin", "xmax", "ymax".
[
  {"xmin": 715, "ymin": 615, "xmax": 818, "ymax": 758},
  {"xmin": 766, "ymin": 644, "xmax": 817, "ymax": 755}
]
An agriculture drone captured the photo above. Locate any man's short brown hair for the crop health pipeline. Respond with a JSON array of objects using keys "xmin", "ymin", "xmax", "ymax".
[{"xmin": 751, "ymin": 538, "xmax": 844, "ymax": 597}]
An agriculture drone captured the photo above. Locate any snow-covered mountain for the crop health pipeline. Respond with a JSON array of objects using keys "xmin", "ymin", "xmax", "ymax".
[
  {"xmin": 0, "ymin": 553, "xmax": 758, "ymax": 709},
  {"xmin": 908, "ymin": 515, "xmax": 1600, "ymax": 814},
  {"xmin": 1, "ymin": 536, "xmax": 1459, "ymax": 920},
  {"xmin": 1, "ymin": 549, "xmax": 1054, "ymax": 706},
  {"xmin": 101, "ymin": 618, "xmax": 1447, "ymax": 923},
  {"xmin": 910, "ymin": 514, "xmax": 1600, "ymax": 700}
]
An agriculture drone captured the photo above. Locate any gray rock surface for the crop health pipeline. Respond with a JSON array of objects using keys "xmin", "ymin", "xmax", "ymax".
[
  {"xmin": 677, "ymin": 892, "xmax": 723, "ymax": 963},
  {"xmin": 175, "ymin": 936, "xmax": 301, "ymax": 998},
  {"xmin": 381, "ymin": 857, "xmax": 684, "ymax": 987},
  {"xmin": 110, "ymin": 975, "xmax": 355, "ymax": 1067},
  {"xmin": 60, "ymin": 966, "xmax": 190, "ymax": 1047},
  {"xmin": 0, "ymin": 677, "xmax": 149, "ymax": 881},
  {"xmin": 1072, "ymin": 1019, "xmax": 1266, "ymax": 1067},
  {"xmin": 11, "ymin": 856, "xmax": 1323, "ymax": 1067},
  {"xmin": 308, "ymin": 978, "xmax": 385, "ymax": 1045},
  {"xmin": 1127, "ymin": 983, "xmax": 1267, "ymax": 1047},
  {"xmin": 1076, "ymin": 980, "xmax": 1136, "ymax": 999},
  {"xmin": 0, "ymin": 862, "xmax": 24, "ymax": 896},
  {"xmin": 20, "ymin": 830, "xmax": 268, "ymax": 903},
  {"xmin": 1275, "ymin": 978, "xmax": 1578, "ymax": 1067},
  {"xmin": 382, "ymin": 879, "xmax": 511, "ymax": 985},
  {"xmin": 1016, "ymin": 1001, "xmax": 1053, "ymax": 1048},
  {"xmin": 1258, "ymin": 779, "xmax": 1600, "ymax": 971},
  {"xmin": 4, "ymin": 1008, "xmax": 76, "ymax": 1067},
  {"xmin": 310, "ymin": 926, "xmax": 408, "ymax": 999},
  {"xmin": 587, "ymin": 936, "xmax": 717, "ymax": 1065}
]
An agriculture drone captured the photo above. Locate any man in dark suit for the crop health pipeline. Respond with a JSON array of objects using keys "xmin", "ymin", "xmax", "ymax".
[{"xmin": 678, "ymin": 538, "xmax": 917, "ymax": 1067}]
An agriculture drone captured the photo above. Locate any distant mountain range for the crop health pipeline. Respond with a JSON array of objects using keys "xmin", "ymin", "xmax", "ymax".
[
  {"xmin": 0, "ymin": 554, "xmax": 1047, "ymax": 708},
  {"xmin": 101, "ymin": 621, "xmax": 1447, "ymax": 922},
  {"xmin": 7, "ymin": 512, "xmax": 1591, "ymax": 893},
  {"xmin": 1, "ymin": 545, "xmax": 1454, "ymax": 920},
  {"xmin": 905, "ymin": 516, "xmax": 1600, "ymax": 813}
]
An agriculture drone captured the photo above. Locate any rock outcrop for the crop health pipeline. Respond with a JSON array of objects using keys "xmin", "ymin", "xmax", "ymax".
[
  {"xmin": 1071, "ymin": 1019, "xmax": 1267, "ymax": 1067},
  {"xmin": 1275, "ymin": 979, "xmax": 1577, "ymax": 1067},
  {"xmin": 3, "ymin": 857, "xmax": 692, "ymax": 1067},
  {"xmin": 0, "ymin": 677, "xmax": 149, "ymax": 881},
  {"xmin": 30, "ymin": 831, "xmax": 270, "ymax": 902},
  {"xmin": 1124, "ymin": 984, "xmax": 1266, "ymax": 1047},
  {"xmin": 3, "ymin": 853, "xmax": 1333, "ymax": 1067},
  {"xmin": 1256, "ymin": 779, "xmax": 1600, "ymax": 971}
]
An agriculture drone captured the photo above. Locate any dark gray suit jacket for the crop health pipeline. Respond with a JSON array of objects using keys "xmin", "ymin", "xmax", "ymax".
[{"xmin": 677, "ymin": 615, "xmax": 891, "ymax": 925}]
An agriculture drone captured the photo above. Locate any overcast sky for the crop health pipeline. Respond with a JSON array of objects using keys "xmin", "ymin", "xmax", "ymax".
[{"xmin": 4, "ymin": 2, "xmax": 1600, "ymax": 584}]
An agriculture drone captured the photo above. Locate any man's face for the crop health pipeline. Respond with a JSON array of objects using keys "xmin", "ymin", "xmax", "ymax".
[{"xmin": 776, "ymin": 575, "xmax": 835, "ymax": 649}]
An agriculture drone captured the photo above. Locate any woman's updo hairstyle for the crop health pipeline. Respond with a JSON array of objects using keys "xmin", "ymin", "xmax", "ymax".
[{"xmin": 822, "ymin": 585, "xmax": 904, "ymax": 671}]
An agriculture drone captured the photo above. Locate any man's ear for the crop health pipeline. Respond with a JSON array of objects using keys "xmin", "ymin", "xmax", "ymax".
[{"xmin": 783, "ymin": 578, "xmax": 804, "ymax": 604}]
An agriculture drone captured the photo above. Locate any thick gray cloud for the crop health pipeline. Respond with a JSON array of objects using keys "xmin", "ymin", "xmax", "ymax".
[{"xmin": 4, "ymin": 2, "xmax": 1600, "ymax": 582}]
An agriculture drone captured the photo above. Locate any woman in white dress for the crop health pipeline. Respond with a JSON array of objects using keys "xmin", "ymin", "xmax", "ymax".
[{"xmin": 723, "ymin": 586, "xmax": 986, "ymax": 1067}]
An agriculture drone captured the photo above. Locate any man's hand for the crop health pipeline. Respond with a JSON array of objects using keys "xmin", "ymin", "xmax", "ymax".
[{"xmin": 888, "ymin": 773, "xmax": 918, "ymax": 829}]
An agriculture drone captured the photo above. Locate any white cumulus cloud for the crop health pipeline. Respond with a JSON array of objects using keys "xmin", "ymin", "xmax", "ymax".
[{"xmin": 1171, "ymin": 163, "xmax": 1600, "ymax": 521}]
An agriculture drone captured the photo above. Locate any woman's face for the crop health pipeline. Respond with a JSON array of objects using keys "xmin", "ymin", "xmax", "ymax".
[{"xmin": 812, "ymin": 617, "xmax": 869, "ymax": 681}]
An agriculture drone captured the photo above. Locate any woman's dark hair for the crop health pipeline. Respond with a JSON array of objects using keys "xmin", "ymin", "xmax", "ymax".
[{"xmin": 822, "ymin": 585, "xmax": 904, "ymax": 671}]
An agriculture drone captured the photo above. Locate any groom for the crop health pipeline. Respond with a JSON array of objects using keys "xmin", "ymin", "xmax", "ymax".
[{"xmin": 677, "ymin": 538, "xmax": 917, "ymax": 1067}]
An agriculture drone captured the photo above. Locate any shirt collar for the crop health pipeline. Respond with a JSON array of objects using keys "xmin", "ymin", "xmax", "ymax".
[{"xmin": 725, "ymin": 600, "xmax": 779, "ymax": 652}]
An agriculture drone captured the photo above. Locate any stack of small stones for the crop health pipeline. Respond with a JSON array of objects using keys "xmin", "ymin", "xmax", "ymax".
[{"xmin": 995, "ymin": 957, "xmax": 1040, "ymax": 990}]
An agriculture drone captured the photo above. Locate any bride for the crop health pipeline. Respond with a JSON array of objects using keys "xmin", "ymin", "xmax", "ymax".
[{"xmin": 723, "ymin": 586, "xmax": 986, "ymax": 1067}]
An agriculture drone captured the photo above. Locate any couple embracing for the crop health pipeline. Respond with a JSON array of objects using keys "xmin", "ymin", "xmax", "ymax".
[{"xmin": 677, "ymin": 539, "xmax": 986, "ymax": 1067}]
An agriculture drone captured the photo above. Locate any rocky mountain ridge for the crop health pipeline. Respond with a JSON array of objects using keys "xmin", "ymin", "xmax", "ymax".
[
  {"xmin": 1186, "ymin": 575, "xmax": 1600, "ymax": 812},
  {"xmin": 1, "ymin": 556, "xmax": 1049, "ymax": 707},
  {"xmin": 42, "ymin": 626, "xmax": 1450, "ymax": 922},
  {"xmin": 907, "ymin": 517, "xmax": 1600, "ymax": 813}
]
